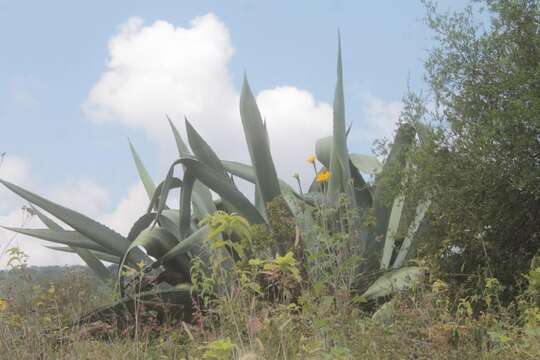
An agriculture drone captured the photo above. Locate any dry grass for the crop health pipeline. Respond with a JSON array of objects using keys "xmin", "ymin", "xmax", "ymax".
[{"xmin": 1, "ymin": 266, "xmax": 539, "ymax": 359}]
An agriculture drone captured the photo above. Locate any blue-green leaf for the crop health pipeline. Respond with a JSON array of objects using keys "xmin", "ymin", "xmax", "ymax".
[
  {"xmin": 128, "ymin": 139, "xmax": 156, "ymax": 200},
  {"xmin": 240, "ymin": 76, "xmax": 281, "ymax": 205}
]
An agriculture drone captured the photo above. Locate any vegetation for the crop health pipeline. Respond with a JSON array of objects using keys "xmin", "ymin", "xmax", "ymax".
[
  {"xmin": 396, "ymin": 0, "xmax": 540, "ymax": 306},
  {"xmin": 0, "ymin": 0, "xmax": 539, "ymax": 358}
]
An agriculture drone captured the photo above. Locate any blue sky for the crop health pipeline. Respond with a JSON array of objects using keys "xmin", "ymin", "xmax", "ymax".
[{"xmin": 0, "ymin": 0, "xmax": 468, "ymax": 266}]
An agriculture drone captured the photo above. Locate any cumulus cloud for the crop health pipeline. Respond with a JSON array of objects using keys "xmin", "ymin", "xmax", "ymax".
[
  {"xmin": 353, "ymin": 93, "xmax": 403, "ymax": 147},
  {"xmin": 83, "ymin": 14, "xmax": 240, "ymax": 151},
  {"xmin": 84, "ymin": 15, "xmax": 336, "ymax": 189},
  {"xmin": 50, "ymin": 180, "xmax": 110, "ymax": 218},
  {"xmin": 100, "ymin": 182, "xmax": 148, "ymax": 236},
  {"xmin": 256, "ymin": 86, "xmax": 332, "ymax": 182}
]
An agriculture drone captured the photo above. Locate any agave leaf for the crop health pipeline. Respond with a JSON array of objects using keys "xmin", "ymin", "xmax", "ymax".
[
  {"xmin": 158, "ymin": 158, "xmax": 265, "ymax": 226},
  {"xmin": 157, "ymin": 225, "xmax": 209, "ymax": 266},
  {"xmin": 254, "ymin": 185, "xmax": 268, "ymax": 221},
  {"xmin": 327, "ymin": 148, "xmax": 343, "ymax": 203},
  {"xmin": 30, "ymin": 204, "xmax": 63, "ymax": 231},
  {"xmin": 71, "ymin": 247, "xmax": 113, "ymax": 282},
  {"xmin": 147, "ymin": 177, "xmax": 182, "ymax": 213},
  {"xmin": 185, "ymin": 119, "xmax": 228, "ymax": 175},
  {"xmin": 349, "ymin": 160, "xmax": 373, "ymax": 209},
  {"xmin": 328, "ymin": 37, "xmax": 355, "ymax": 207},
  {"xmin": 315, "ymin": 137, "xmax": 373, "ymax": 206},
  {"xmin": 75, "ymin": 284, "xmax": 194, "ymax": 325},
  {"xmin": 362, "ymin": 266, "xmax": 425, "ymax": 300},
  {"xmin": 221, "ymin": 160, "xmax": 302, "ymax": 215},
  {"xmin": 315, "ymin": 136, "xmax": 333, "ymax": 168},
  {"xmin": 155, "ymin": 167, "xmax": 181, "ymax": 224},
  {"xmin": 153, "ymin": 167, "xmax": 193, "ymax": 242},
  {"xmin": 129, "ymin": 227, "xmax": 179, "ymax": 260},
  {"xmin": 117, "ymin": 227, "xmax": 184, "ymax": 294},
  {"xmin": 31, "ymin": 205, "xmax": 112, "ymax": 283},
  {"xmin": 221, "ymin": 160, "xmax": 299, "ymax": 199},
  {"xmin": 222, "ymin": 159, "xmax": 317, "ymax": 250},
  {"xmin": 178, "ymin": 171, "xmax": 195, "ymax": 240},
  {"xmin": 371, "ymin": 298, "xmax": 396, "ymax": 324},
  {"xmin": 158, "ymin": 213, "xmax": 182, "ymax": 241},
  {"xmin": 2, "ymin": 227, "xmax": 113, "ymax": 254},
  {"xmin": 392, "ymin": 199, "xmax": 431, "ymax": 269},
  {"xmin": 363, "ymin": 124, "xmax": 416, "ymax": 267},
  {"xmin": 128, "ymin": 213, "xmax": 158, "ymax": 242},
  {"xmin": 350, "ymin": 153, "xmax": 383, "ymax": 175},
  {"xmin": 184, "ymin": 118, "xmax": 237, "ymax": 225},
  {"xmin": 177, "ymin": 158, "xmax": 265, "ymax": 225},
  {"xmin": 0, "ymin": 179, "xmax": 148, "ymax": 265},
  {"xmin": 168, "ymin": 117, "xmax": 217, "ymax": 218},
  {"xmin": 240, "ymin": 76, "xmax": 281, "ymax": 205},
  {"xmin": 380, "ymin": 195, "xmax": 405, "ymax": 270},
  {"xmin": 45, "ymin": 246, "xmax": 120, "ymax": 264},
  {"xmin": 128, "ymin": 140, "xmax": 156, "ymax": 200}
]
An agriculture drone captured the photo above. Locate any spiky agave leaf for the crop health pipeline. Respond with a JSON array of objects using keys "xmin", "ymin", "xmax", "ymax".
[
  {"xmin": 178, "ymin": 171, "xmax": 195, "ymax": 240},
  {"xmin": 314, "ymin": 137, "xmax": 372, "ymax": 208},
  {"xmin": 254, "ymin": 184, "xmax": 267, "ymax": 221},
  {"xmin": 240, "ymin": 76, "xmax": 281, "ymax": 206},
  {"xmin": 156, "ymin": 225, "xmax": 209, "ymax": 266},
  {"xmin": 221, "ymin": 160, "xmax": 306, "ymax": 218},
  {"xmin": 349, "ymin": 154, "xmax": 383, "ymax": 175},
  {"xmin": 168, "ymin": 117, "xmax": 217, "ymax": 219},
  {"xmin": 31, "ymin": 205, "xmax": 113, "ymax": 283},
  {"xmin": 185, "ymin": 119, "xmax": 229, "ymax": 177},
  {"xmin": 184, "ymin": 118, "xmax": 247, "ymax": 221},
  {"xmin": 221, "ymin": 159, "xmax": 318, "ymax": 252},
  {"xmin": 392, "ymin": 199, "xmax": 431, "ymax": 269},
  {"xmin": 45, "ymin": 246, "xmax": 120, "ymax": 264},
  {"xmin": 327, "ymin": 36, "xmax": 356, "ymax": 208},
  {"xmin": 362, "ymin": 124, "xmax": 416, "ymax": 269},
  {"xmin": 74, "ymin": 283, "xmax": 195, "ymax": 326},
  {"xmin": 157, "ymin": 158, "xmax": 265, "ymax": 226},
  {"xmin": 2, "ymin": 227, "xmax": 114, "ymax": 254},
  {"xmin": 380, "ymin": 195, "xmax": 405, "ymax": 270},
  {"xmin": 147, "ymin": 177, "xmax": 182, "ymax": 213},
  {"xmin": 128, "ymin": 139, "xmax": 156, "ymax": 200},
  {"xmin": 362, "ymin": 266, "xmax": 425, "ymax": 300},
  {"xmin": 0, "ymin": 179, "xmax": 150, "ymax": 266}
]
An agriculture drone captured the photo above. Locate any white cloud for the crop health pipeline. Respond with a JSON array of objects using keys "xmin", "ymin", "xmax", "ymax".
[
  {"xmin": 100, "ymin": 182, "xmax": 148, "ymax": 236},
  {"xmin": 49, "ymin": 180, "xmax": 110, "ymax": 218},
  {"xmin": 256, "ymin": 86, "xmax": 332, "ymax": 185},
  {"xmin": 354, "ymin": 93, "xmax": 403, "ymax": 146},
  {"xmin": 0, "ymin": 155, "xmax": 33, "ymax": 213},
  {"xmin": 83, "ymin": 14, "xmax": 240, "ymax": 152},
  {"xmin": 83, "ymin": 15, "xmax": 334, "ymax": 190}
]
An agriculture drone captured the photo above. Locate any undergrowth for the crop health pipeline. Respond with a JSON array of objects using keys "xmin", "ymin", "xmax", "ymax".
[{"xmin": 1, "ymin": 208, "xmax": 539, "ymax": 359}]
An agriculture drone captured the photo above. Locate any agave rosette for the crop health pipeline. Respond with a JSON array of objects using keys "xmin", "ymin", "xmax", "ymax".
[{"xmin": 1, "ymin": 39, "xmax": 431, "ymax": 319}]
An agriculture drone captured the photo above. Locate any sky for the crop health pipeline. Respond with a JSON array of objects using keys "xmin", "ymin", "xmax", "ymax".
[{"xmin": 0, "ymin": 0, "xmax": 469, "ymax": 267}]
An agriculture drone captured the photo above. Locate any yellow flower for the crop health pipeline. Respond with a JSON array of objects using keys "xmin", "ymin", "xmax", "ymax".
[
  {"xmin": 316, "ymin": 170, "xmax": 331, "ymax": 183},
  {"xmin": 0, "ymin": 298, "xmax": 8, "ymax": 312},
  {"xmin": 307, "ymin": 155, "xmax": 317, "ymax": 164}
]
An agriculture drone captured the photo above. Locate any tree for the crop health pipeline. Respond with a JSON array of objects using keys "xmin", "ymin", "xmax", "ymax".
[{"xmin": 402, "ymin": 0, "xmax": 540, "ymax": 302}]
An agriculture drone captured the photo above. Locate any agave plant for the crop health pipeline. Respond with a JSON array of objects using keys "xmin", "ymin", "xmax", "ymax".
[{"xmin": 0, "ymin": 39, "xmax": 430, "ymax": 322}]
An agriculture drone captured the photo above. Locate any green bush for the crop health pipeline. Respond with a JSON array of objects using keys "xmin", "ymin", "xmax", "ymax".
[{"xmin": 400, "ymin": 0, "xmax": 540, "ymax": 304}]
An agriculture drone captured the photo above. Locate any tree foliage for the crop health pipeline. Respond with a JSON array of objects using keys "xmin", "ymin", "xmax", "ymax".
[{"xmin": 403, "ymin": 0, "xmax": 540, "ymax": 301}]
